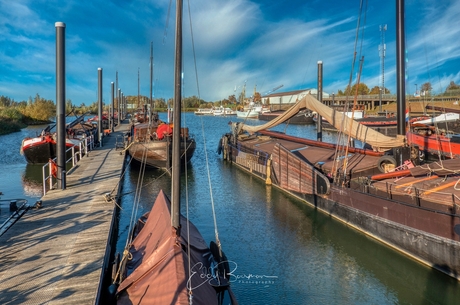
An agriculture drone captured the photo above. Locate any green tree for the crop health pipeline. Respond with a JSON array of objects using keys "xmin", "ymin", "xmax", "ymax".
[
  {"xmin": 253, "ymin": 92, "xmax": 262, "ymax": 103},
  {"xmin": 421, "ymin": 82, "xmax": 432, "ymax": 95},
  {"xmin": 21, "ymin": 94, "xmax": 55, "ymax": 122},
  {"xmin": 369, "ymin": 86, "xmax": 380, "ymax": 95},
  {"xmin": 369, "ymin": 86, "xmax": 390, "ymax": 95},
  {"xmin": 343, "ymin": 83, "xmax": 370, "ymax": 95},
  {"xmin": 0, "ymin": 95, "xmax": 13, "ymax": 107},
  {"xmin": 228, "ymin": 95, "xmax": 237, "ymax": 104},
  {"xmin": 446, "ymin": 81, "xmax": 460, "ymax": 91},
  {"xmin": 66, "ymin": 99, "xmax": 74, "ymax": 113}
]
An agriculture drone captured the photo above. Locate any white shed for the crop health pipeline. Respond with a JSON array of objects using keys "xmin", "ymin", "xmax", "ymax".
[{"xmin": 262, "ymin": 88, "xmax": 329, "ymax": 105}]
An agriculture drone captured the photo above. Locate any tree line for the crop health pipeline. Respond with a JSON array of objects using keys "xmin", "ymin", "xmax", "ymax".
[
  {"xmin": 0, "ymin": 94, "xmax": 56, "ymax": 134},
  {"xmin": 336, "ymin": 80, "xmax": 460, "ymax": 97},
  {"xmin": 2, "ymin": 79, "xmax": 459, "ymax": 134}
]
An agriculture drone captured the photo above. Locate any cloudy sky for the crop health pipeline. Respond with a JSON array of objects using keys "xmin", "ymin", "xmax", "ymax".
[{"xmin": 1, "ymin": 0, "xmax": 459, "ymax": 106}]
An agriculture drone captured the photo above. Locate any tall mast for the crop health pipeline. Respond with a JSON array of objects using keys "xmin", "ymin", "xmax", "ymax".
[
  {"xmin": 137, "ymin": 67, "xmax": 140, "ymax": 109},
  {"xmin": 171, "ymin": 0, "xmax": 182, "ymax": 232},
  {"xmin": 379, "ymin": 24, "xmax": 387, "ymax": 112},
  {"xmin": 150, "ymin": 41, "xmax": 154, "ymax": 110}
]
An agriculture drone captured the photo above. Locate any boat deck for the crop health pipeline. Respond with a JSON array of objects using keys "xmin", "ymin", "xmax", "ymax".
[
  {"xmin": 368, "ymin": 171, "xmax": 460, "ymax": 211},
  {"xmin": 238, "ymin": 134, "xmax": 382, "ymax": 178},
  {"xmin": 0, "ymin": 122, "xmax": 130, "ymax": 305}
]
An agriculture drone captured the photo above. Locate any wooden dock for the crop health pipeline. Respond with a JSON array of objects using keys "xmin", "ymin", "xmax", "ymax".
[{"xmin": 0, "ymin": 123, "xmax": 130, "ymax": 304}]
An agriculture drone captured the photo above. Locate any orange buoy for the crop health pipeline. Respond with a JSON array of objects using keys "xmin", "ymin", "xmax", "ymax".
[{"xmin": 49, "ymin": 158, "xmax": 57, "ymax": 178}]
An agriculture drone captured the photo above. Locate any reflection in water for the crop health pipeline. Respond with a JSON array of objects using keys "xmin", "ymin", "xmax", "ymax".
[
  {"xmin": 22, "ymin": 164, "xmax": 45, "ymax": 197},
  {"xmin": 6, "ymin": 114, "xmax": 456, "ymax": 304},
  {"xmin": 114, "ymin": 114, "xmax": 460, "ymax": 304}
]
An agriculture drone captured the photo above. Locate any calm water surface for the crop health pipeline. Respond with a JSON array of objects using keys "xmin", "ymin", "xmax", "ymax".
[{"xmin": 2, "ymin": 113, "xmax": 460, "ymax": 304}]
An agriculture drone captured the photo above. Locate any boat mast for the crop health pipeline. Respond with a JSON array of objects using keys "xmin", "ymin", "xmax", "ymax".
[
  {"xmin": 171, "ymin": 0, "xmax": 182, "ymax": 233},
  {"xmin": 137, "ymin": 67, "xmax": 140, "ymax": 109},
  {"xmin": 150, "ymin": 41, "xmax": 154, "ymax": 111},
  {"xmin": 396, "ymin": 0, "xmax": 406, "ymax": 135}
]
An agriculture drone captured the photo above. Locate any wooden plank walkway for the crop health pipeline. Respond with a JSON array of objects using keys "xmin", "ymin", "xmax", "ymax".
[{"xmin": 0, "ymin": 122, "xmax": 130, "ymax": 305}]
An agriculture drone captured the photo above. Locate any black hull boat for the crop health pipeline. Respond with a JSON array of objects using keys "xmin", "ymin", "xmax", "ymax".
[
  {"xmin": 20, "ymin": 134, "xmax": 80, "ymax": 164},
  {"xmin": 20, "ymin": 113, "xmax": 96, "ymax": 164}
]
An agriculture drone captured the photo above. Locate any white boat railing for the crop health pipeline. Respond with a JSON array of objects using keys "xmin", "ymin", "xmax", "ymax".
[{"xmin": 42, "ymin": 135, "xmax": 95, "ymax": 195}]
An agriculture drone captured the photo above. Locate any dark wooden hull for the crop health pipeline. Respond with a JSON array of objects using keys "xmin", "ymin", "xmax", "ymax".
[
  {"xmin": 22, "ymin": 141, "xmax": 54, "ymax": 164},
  {"xmin": 221, "ymin": 132, "xmax": 460, "ymax": 279},
  {"xmin": 128, "ymin": 137, "xmax": 196, "ymax": 169},
  {"xmin": 21, "ymin": 137, "xmax": 79, "ymax": 164},
  {"xmin": 258, "ymin": 110, "xmax": 314, "ymax": 124}
]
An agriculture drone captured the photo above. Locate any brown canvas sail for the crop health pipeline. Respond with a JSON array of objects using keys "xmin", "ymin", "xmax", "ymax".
[
  {"xmin": 239, "ymin": 94, "xmax": 405, "ymax": 151},
  {"xmin": 116, "ymin": 190, "xmax": 230, "ymax": 305}
]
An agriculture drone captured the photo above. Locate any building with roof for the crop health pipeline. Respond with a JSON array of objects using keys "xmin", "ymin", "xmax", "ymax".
[{"xmin": 261, "ymin": 88, "xmax": 329, "ymax": 106}]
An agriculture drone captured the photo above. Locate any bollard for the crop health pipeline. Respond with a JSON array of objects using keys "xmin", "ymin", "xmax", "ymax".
[
  {"xmin": 61, "ymin": 170, "xmax": 67, "ymax": 190},
  {"xmin": 10, "ymin": 200, "xmax": 18, "ymax": 212}
]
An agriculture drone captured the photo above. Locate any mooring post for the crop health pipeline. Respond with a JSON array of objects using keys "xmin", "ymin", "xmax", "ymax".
[
  {"xmin": 55, "ymin": 21, "xmax": 66, "ymax": 190},
  {"xmin": 396, "ymin": 0, "xmax": 406, "ymax": 136},
  {"xmin": 121, "ymin": 92, "xmax": 125, "ymax": 120},
  {"xmin": 117, "ymin": 88, "xmax": 121, "ymax": 126},
  {"xmin": 317, "ymin": 60, "xmax": 323, "ymax": 142},
  {"xmin": 111, "ymin": 82, "xmax": 115, "ymax": 132},
  {"xmin": 98, "ymin": 68, "xmax": 103, "ymax": 147}
]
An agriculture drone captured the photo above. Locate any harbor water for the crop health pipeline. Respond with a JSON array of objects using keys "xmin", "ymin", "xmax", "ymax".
[{"xmin": 2, "ymin": 113, "xmax": 460, "ymax": 304}]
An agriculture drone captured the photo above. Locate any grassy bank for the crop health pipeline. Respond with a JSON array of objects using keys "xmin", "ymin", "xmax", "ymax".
[{"xmin": 0, "ymin": 119, "xmax": 27, "ymax": 135}]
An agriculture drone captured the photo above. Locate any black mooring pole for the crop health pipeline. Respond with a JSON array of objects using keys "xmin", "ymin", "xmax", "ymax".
[
  {"xmin": 111, "ymin": 81, "xmax": 115, "ymax": 132},
  {"xmin": 317, "ymin": 60, "xmax": 323, "ymax": 142},
  {"xmin": 396, "ymin": 0, "xmax": 406, "ymax": 136},
  {"xmin": 55, "ymin": 22, "xmax": 66, "ymax": 190},
  {"xmin": 121, "ymin": 92, "xmax": 125, "ymax": 120},
  {"xmin": 117, "ymin": 88, "xmax": 121, "ymax": 125},
  {"xmin": 116, "ymin": 71, "xmax": 120, "ymax": 126},
  {"xmin": 98, "ymin": 67, "xmax": 103, "ymax": 147}
]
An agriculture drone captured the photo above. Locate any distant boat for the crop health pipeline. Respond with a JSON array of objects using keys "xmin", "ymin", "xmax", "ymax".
[
  {"xmin": 416, "ymin": 112, "xmax": 460, "ymax": 125},
  {"xmin": 258, "ymin": 109, "xmax": 314, "ymax": 124},
  {"xmin": 213, "ymin": 106, "xmax": 236, "ymax": 116},
  {"xmin": 236, "ymin": 103, "xmax": 268, "ymax": 118},
  {"xmin": 194, "ymin": 108, "xmax": 214, "ymax": 115}
]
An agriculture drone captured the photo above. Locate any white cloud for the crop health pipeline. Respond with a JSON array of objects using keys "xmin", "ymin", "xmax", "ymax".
[{"xmin": 0, "ymin": 0, "xmax": 459, "ymax": 104}]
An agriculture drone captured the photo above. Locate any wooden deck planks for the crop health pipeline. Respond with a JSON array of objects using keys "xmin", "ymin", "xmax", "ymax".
[{"xmin": 0, "ymin": 123, "xmax": 130, "ymax": 305}]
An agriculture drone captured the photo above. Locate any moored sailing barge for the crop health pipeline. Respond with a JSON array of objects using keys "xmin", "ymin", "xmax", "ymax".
[{"xmin": 219, "ymin": 94, "xmax": 460, "ymax": 280}]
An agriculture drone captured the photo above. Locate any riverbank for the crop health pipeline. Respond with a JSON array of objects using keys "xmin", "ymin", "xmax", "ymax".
[
  {"xmin": 0, "ymin": 119, "xmax": 27, "ymax": 135},
  {"xmin": 0, "ymin": 118, "xmax": 53, "ymax": 136}
]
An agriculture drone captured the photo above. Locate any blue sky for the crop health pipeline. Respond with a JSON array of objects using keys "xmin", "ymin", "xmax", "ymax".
[{"xmin": 1, "ymin": 0, "xmax": 459, "ymax": 106}]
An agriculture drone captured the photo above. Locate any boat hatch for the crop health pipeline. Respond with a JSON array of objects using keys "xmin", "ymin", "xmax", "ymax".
[
  {"xmin": 451, "ymin": 135, "xmax": 460, "ymax": 143},
  {"xmin": 290, "ymin": 146, "xmax": 309, "ymax": 153},
  {"xmin": 254, "ymin": 140, "xmax": 274, "ymax": 147},
  {"xmin": 335, "ymin": 154, "xmax": 353, "ymax": 161}
]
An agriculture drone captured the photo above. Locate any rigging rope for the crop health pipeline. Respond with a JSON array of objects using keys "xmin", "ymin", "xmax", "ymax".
[
  {"xmin": 332, "ymin": 0, "xmax": 368, "ymax": 182},
  {"xmin": 185, "ymin": 0, "xmax": 225, "ymax": 299},
  {"xmin": 186, "ymin": 0, "xmax": 223, "ymax": 260}
]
